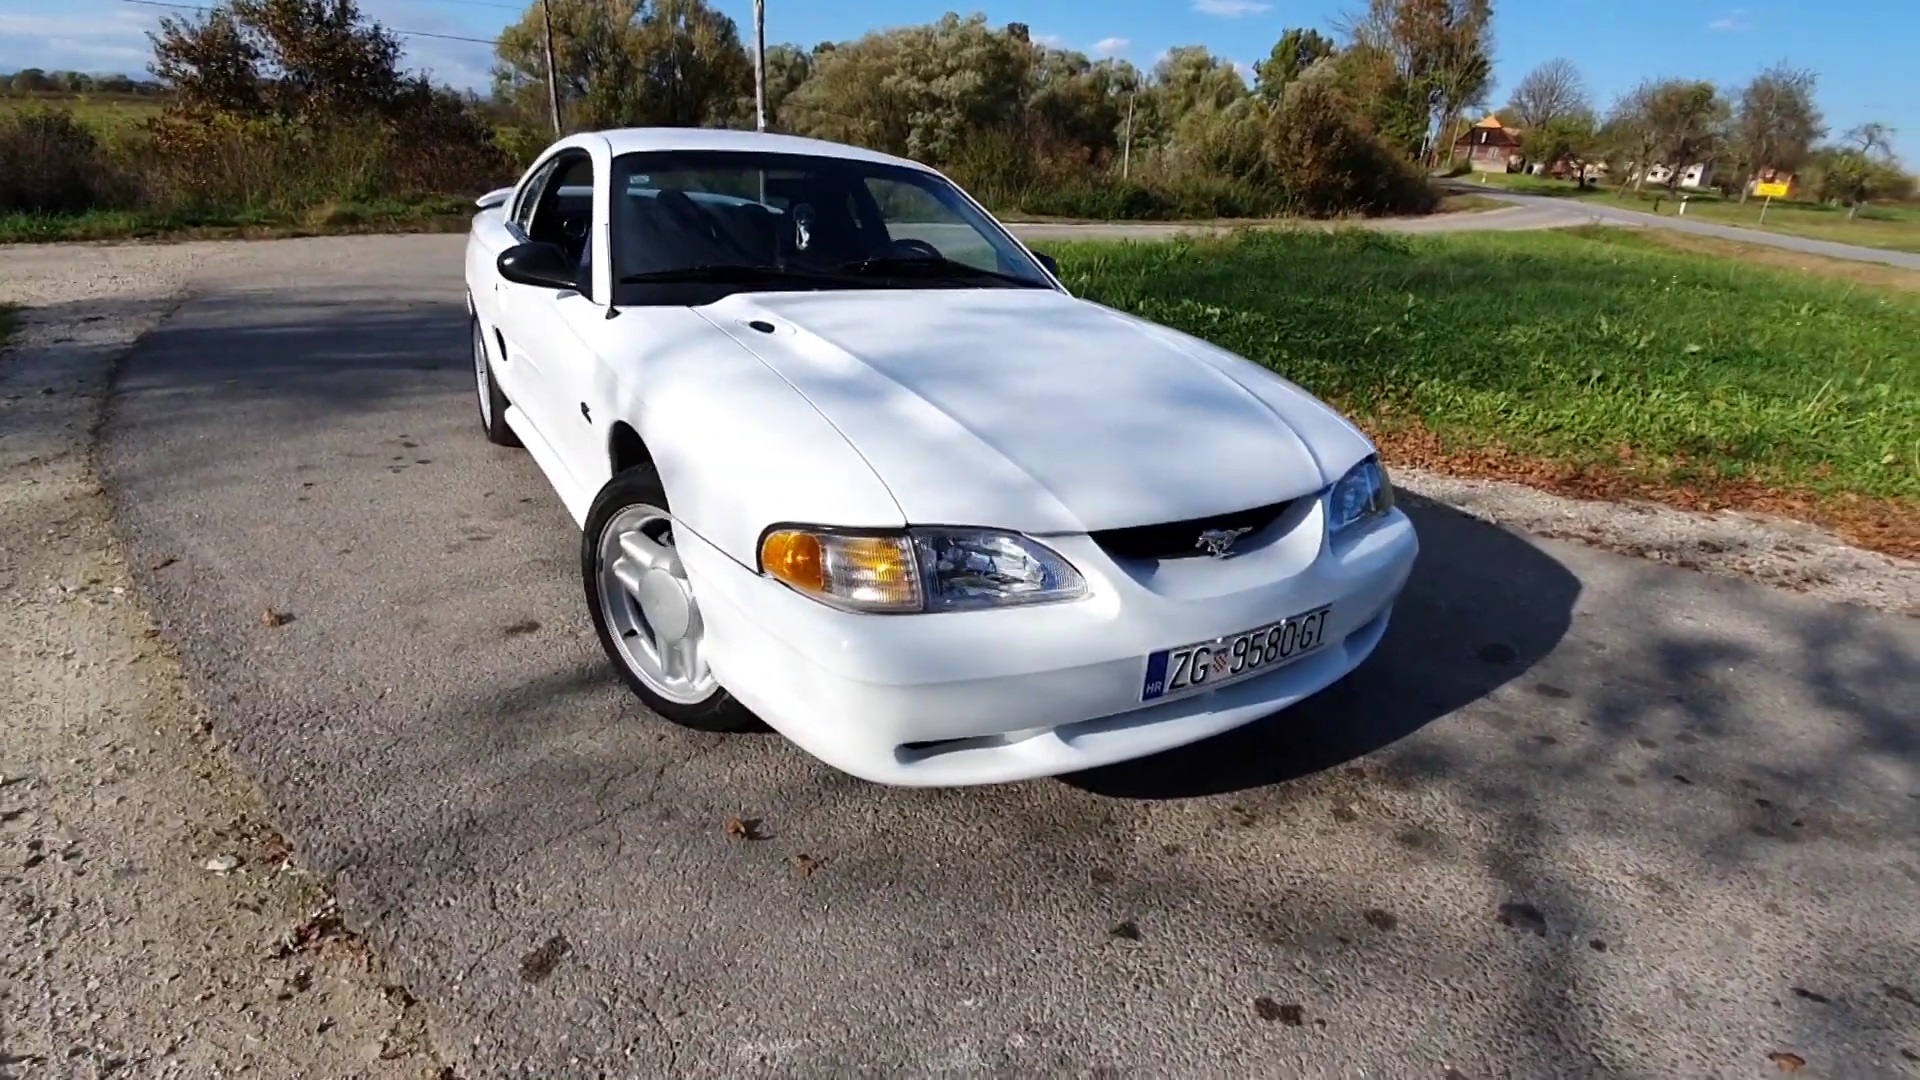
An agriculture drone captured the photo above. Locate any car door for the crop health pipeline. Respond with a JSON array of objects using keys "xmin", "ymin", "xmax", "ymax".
[
  {"xmin": 497, "ymin": 150, "xmax": 616, "ymax": 493},
  {"xmin": 494, "ymin": 151, "xmax": 605, "ymax": 484}
]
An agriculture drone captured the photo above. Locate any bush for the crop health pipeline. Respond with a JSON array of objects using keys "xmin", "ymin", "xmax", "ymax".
[
  {"xmin": 1266, "ymin": 80, "xmax": 1437, "ymax": 217},
  {"xmin": 0, "ymin": 108, "xmax": 131, "ymax": 214}
]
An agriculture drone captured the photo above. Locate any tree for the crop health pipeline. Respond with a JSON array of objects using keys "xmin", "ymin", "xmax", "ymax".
[
  {"xmin": 1342, "ymin": 0, "xmax": 1494, "ymax": 165},
  {"xmin": 1505, "ymin": 59, "xmax": 1587, "ymax": 130},
  {"xmin": 1528, "ymin": 109, "xmax": 1599, "ymax": 185},
  {"xmin": 1730, "ymin": 63, "xmax": 1824, "ymax": 200},
  {"xmin": 492, "ymin": 0, "xmax": 750, "ymax": 131},
  {"xmin": 778, "ymin": 14, "xmax": 1031, "ymax": 163},
  {"xmin": 149, "ymin": 0, "xmax": 405, "ymax": 122},
  {"xmin": 1254, "ymin": 28, "xmax": 1335, "ymax": 103},
  {"xmin": 1845, "ymin": 121, "xmax": 1895, "ymax": 157},
  {"xmin": 8, "ymin": 69, "xmax": 54, "ymax": 94},
  {"xmin": 1605, "ymin": 78, "xmax": 1728, "ymax": 193},
  {"xmin": 758, "ymin": 43, "xmax": 812, "ymax": 129}
]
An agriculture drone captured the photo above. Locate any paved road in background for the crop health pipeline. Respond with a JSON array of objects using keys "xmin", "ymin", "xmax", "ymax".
[
  {"xmin": 1008, "ymin": 202, "xmax": 1583, "ymax": 243},
  {"xmin": 81, "ymin": 235, "xmax": 1920, "ymax": 1077},
  {"xmin": 1445, "ymin": 181, "xmax": 1920, "ymax": 270}
]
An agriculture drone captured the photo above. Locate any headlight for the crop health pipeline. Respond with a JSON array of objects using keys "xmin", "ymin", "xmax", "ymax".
[
  {"xmin": 1326, "ymin": 456, "xmax": 1394, "ymax": 536},
  {"xmin": 760, "ymin": 526, "xmax": 1085, "ymax": 613}
]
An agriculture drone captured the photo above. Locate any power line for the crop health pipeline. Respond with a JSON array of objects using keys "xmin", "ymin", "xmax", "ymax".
[{"xmin": 116, "ymin": 0, "xmax": 505, "ymax": 46}]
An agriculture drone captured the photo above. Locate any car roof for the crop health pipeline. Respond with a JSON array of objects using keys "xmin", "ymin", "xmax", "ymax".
[{"xmin": 573, "ymin": 128, "xmax": 937, "ymax": 174}]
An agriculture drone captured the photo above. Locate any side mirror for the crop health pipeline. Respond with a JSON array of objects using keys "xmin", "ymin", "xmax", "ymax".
[
  {"xmin": 497, "ymin": 242, "xmax": 579, "ymax": 292},
  {"xmin": 1033, "ymin": 251, "xmax": 1060, "ymax": 276}
]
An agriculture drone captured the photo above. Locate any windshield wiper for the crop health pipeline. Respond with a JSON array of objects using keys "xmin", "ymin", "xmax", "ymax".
[
  {"xmin": 835, "ymin": 255, "xmax": 1041, "ymax": 287},
  {"xmin": 618, "ymin": 264, "xmax": 846, "ymax": 285}
]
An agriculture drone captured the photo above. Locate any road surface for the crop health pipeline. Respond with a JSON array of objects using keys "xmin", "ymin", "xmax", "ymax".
[
  {"xmin": 1446, "ymin": 181, "xmax": 1920, "ymax": 270},
  {"xmin": 20, "ymin": 234, "xmax": 1920, "ymax": 1077}
]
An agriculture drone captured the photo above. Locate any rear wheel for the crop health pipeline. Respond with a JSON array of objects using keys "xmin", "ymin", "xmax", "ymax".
[
  {"xmin": 472, "ymin": 316, "xmax": 520, "ymax": 447},
  {"xmin": 582, "ymin": 464, "xmax": 758, "ymax": 732}
]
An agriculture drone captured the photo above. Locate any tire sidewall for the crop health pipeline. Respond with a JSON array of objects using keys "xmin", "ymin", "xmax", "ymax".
[{"xmin": 582, "ymin": 466, "xmax": 753, "ymax": 731}]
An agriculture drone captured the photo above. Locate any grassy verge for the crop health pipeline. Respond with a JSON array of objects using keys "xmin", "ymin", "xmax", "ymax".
[
  {"xmin": 0, "ymin": 197, "xmax": 476, "ymax": 244},
  {"xmin": 1053, "ymin": 227, "xmax": 1919, "ymax": 555},
  {"xmin": 1461, "ymin": 172, "xmax": 1920, "ymax": 253}
]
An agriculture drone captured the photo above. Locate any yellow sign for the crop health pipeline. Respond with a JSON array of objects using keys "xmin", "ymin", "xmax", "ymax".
[{"xmin": 1754, "ymin": 180, "xmax": 1792, "ymax": 198}]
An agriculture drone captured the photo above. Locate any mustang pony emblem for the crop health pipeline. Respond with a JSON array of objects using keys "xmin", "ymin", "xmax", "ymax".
[{"xmin": 1195, "ymin": 526, "xmax": 1254, "ymax": 558}]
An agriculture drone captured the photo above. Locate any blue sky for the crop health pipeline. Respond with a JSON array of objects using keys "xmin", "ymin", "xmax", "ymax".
[{"xmin": 2, "ymin": 0, "xmax": 1912, "ymax": 162}]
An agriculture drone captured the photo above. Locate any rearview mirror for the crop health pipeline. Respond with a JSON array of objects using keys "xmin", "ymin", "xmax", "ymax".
[
  {"xmin": 1033, "ymin": 251, "xmax": 1060, "ymax": 276},
  {"xmin": 498, "ymin": 242, "xmax": 579, "ymax": 292}
]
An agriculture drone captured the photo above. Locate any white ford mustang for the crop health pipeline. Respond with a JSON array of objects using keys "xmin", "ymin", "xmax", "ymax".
[{"xmin": 464, "ymin": 127, "xmax": 1419, "ymax": 787}]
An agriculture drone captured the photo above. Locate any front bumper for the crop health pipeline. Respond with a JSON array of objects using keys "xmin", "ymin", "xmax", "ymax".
[{"xmin": 674, "ymin": 500, "xmax": 1419, "ymax": 786}]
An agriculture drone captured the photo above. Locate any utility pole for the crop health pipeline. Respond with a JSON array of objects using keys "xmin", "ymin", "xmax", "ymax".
[
  {"xmin": 752, "ymin": 0, "xmax": 767, "ymax": 131},
  {"xmin": 540, "ymin": 0, "xmax": 561, "ymax": 137},
  {"xmin": 1122, "ymin": 90, "xmax": 1135, "ymax": 181}
]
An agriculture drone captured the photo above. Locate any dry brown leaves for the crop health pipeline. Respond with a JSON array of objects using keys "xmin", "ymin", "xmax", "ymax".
[
  {"xmin": 1371, "ymin": 425, "xmax": 1919, "ymax": 560},
  {"xmin": 723, "ymin": 816, "xmax": 763, "ymax": 841},
  {"xmin": 1767, "ymin": 1050, "xmax": 1807, "ymax": 1072}
]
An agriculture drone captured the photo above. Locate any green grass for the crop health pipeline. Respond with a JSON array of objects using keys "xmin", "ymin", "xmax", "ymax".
[
  {"xmin": 0, "ymin": 94, "xmax": 166, "ymax": 131},
  {"xmin": 1051, "ymin": 228, "xmax": 1919, "ymax": 502},
  {"xmin": 0, "ymin": 304, "xmax": 18, "ymax": 350},
  {"xmin": 1460, "ymin": 171, "xmax": 1920, "ymax": 253},
  {"xmin": 0, "ymin": 196, "xmax": 476, "ymax": 244}
]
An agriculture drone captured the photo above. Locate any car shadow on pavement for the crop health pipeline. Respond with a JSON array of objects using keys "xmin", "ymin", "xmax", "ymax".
[{"xmin": 1063, "ymin": 491, "xmax": 1580, "ymax": 799}]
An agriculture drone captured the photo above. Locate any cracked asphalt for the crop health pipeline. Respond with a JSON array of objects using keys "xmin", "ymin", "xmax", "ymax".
[{"xmin": 24, "ymin": 233, "xmax": 1920, "ymax": 1076}]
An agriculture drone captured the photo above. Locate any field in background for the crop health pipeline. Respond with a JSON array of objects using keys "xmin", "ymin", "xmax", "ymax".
[
  {"xmin": 0, "ymin": 94, "xmax": 165, "ymax": 129},
  {"xmin": 1055, "ymin": 228, "xmax": 1918, "ymax": 552},
  {"xmin": 1462, "ymin": 171, "xmax": 1920, "ymax": 253}
]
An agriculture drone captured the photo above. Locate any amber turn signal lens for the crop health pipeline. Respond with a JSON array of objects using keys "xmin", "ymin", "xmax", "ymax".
[
  {"xmin": 760, "ymin": 528, "xmax": 922, "ymax": 611},
  {"xmin": 761, "ymin": 529, "xmax": 826, "ymax": 592}
]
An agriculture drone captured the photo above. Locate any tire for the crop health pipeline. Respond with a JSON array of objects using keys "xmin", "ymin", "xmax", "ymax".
[
  {"xmin": 582, "ymin": 463, "xmax": 759, "ymax": 733},
  {"xmin": 472, "ymin": 315, "xmax": 520, "ymax": 448}
]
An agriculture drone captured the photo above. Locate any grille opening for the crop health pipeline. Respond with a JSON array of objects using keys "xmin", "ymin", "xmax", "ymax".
[{"xmin": 1090, "ymin": 498, "xmax": 1298, "ymax": 562}]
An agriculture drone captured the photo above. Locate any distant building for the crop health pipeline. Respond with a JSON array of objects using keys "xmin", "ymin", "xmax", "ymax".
[
  {"xmin": 1631, "ymin": 162, "xmax": 1715, "ymax": 189},
  {"xmin": 1453, "ymin": 115, "xmax": 1524, "ymax": 173}
]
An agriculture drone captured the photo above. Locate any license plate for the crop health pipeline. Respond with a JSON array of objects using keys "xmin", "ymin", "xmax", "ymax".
[{"xmin": 1140, "ymin": 605, "xmax": 1331, "ymax": 702}]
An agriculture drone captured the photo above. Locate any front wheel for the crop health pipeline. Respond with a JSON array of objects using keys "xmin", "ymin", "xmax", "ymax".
[{"xmin": 582, "ymin": 464, "xmax": 758, "ymax": 732}]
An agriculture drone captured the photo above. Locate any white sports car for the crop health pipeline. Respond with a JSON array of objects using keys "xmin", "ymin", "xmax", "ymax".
[{"xmin": 464, "ymin": 128, "xmax": 1418, "ymax": 787}]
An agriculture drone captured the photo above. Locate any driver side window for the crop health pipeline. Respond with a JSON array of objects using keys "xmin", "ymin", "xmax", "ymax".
[{"xmin": 511, "ymin": 160, "xmax": 556, "ymax": 236}]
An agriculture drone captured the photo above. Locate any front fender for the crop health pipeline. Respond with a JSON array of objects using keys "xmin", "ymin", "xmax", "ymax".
[{"xmin": 610, "ymin": 316, "xmax": 905, "ymax": 568}]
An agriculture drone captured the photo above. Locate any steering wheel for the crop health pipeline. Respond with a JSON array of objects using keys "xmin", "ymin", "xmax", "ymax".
[{"xmin": 888, "ymin": 238, "xmax": 944, "ymax": 260}]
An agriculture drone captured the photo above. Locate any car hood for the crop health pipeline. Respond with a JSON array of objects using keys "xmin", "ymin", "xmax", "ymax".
[{"xmin": 697, "ymin": 288, "xmax": 1376, "ymax": 535}]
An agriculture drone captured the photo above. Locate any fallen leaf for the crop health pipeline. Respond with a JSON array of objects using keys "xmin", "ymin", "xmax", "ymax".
[
  {"xmin": 1767, "ymin": 1051, "xmax": 1806, "ymax": 1072},
  {"xmin": 1253, "ymin": 997, "xmax": 1303, "ymax": 1025},
  {"xmin": 791, "ymin": 853, "xmax": 821, "ymax": 878},
  {"xmin": 723, "ymin": 817, "xmax": 762, "ymax": 841},
  {"xmin": 203, "ymin": 854, "xmax": 240, "ymax": 873},
  {"xmin": 260, "ymin": 608, "xmax": 288, "ymax": 628},
  {"xmin": 150, "ymin": 556, "xmax": 177, "ymax": 571},
  {"xmin": 518, "ymin": 933, "xmax": 571, "ymax": 984}
]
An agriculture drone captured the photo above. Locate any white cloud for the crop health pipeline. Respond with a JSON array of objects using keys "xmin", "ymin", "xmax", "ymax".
[
  {"xmin": 1233, "ymin": 61, "xmax": 1257, "ymax": 84},
  {"xmin": 1032, "ymin": 32, "xmax": 1065, "ymax": 48},
  {"xmin": 1193, "ymin": 0, "xmax": 1273, "ymax": 16},
  {"xmin": 0, "ymin": 10, "xmax": 156, "ymax": 74},
  {"xmin": 1090, "ymin": 36, "xmax": 1130, "ymax": 57},
  {"xmin": 0, "ymin": 2, "xmax": 500, "ymax": 90},
  {"xmin": 1708, "ymin": 16, "xmax": 1750, "ymax": 30}
]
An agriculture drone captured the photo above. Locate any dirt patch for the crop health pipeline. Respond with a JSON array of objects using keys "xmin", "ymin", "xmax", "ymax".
[
  {"xmin": 0, "ymin": 291, "xmax": 448, "ymax": 1076},
  {"xmin": 1374, "ymin": 423, "xmax": 1920, "ymax": 564},
  {"xmin": 1394, "ymin": 468, "xmax": 1918, "ymax": 616}
]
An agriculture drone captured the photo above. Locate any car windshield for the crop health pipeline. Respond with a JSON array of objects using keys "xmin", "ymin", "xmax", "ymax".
[{"xmin": 607, "ymin": 150, "xmax": 1055, "ymax": 300}]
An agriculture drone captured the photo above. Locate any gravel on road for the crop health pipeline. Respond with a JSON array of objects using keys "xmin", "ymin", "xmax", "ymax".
[
  {"xmin": 0, "ymin": 248, "xmax": 447, "ymax": 1079},
  {"xmin": 4, "ymin": 233, "xmax": 1918, "ymax": 1078}
]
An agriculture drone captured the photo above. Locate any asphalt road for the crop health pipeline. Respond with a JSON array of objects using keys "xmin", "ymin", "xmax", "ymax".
[
  {"xmin": 1445, "ymin": 182, "xmax": 1920, "ymax": 270},
  {"xmin": 93, "ymin": 236, "xmax": 1920, "ymax": 1077}
]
